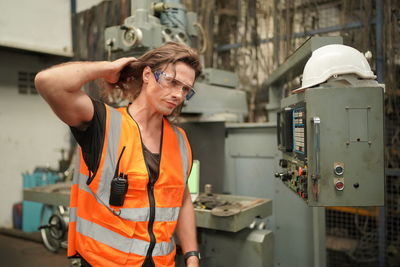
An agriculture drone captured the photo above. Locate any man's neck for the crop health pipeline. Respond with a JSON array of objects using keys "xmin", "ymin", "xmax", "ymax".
[
  {"xmin": 128, "ymin": 97, "xmax": 163, "ymax": 154},
  {"xmin": 128, "ymin": 98, "xmax": 163, "ymax": 132}
]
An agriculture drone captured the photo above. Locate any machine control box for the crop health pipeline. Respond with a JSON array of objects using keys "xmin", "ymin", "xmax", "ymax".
[{"xmin": 276, "ymin": 85, "xmax": 384, "ymax": 206}]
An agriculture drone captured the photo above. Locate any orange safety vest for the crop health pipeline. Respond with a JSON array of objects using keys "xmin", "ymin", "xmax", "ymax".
[{"xmin": 68, "ymin": 105, "xmax": 192, "ymax": 267}]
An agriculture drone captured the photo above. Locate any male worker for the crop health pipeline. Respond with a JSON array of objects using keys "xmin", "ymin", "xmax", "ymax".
[{"xmin": 35, "ymin": 42, "xmax": 202, "ymax": 267}]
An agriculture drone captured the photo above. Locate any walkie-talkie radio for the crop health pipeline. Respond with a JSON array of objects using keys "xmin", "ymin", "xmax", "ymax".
[
  {"xmin": 110, "ymin": 172, "xmax": 128, "ymax": 206},
  {"xmin": 109, "ymin": 147, "xmax": 128, "ymax": 207}
]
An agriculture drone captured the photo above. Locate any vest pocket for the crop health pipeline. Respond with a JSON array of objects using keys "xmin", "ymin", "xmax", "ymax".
[
  {"xmin": 92, "ymin": 206, "xmax": 137, "ymax": 238},
  {"xmin": 155, "ymin": 185, "xmax": 185, "ymax": 207},
  {"xmin": 127, "ymin": 175, "xmax": 148, "ymax": 190},
  {"xmin": 79, "ymin": 214, "xmax": 135, "ymax": 266},
  {"xmin": 125, "ymin": 174, "xmax": 149, "ymax": 207}
]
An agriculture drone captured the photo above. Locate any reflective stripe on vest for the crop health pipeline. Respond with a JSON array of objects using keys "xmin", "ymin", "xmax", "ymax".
[
  {"xmin": 76, "ymin": 215, "xmax": 174, "ymax": 256},
  {"xmin": 95, "ymin": 107, "xmax": 122, "ymax": 206},
  {"xmin": 70, "ymin": 205, "xmax": 179, "ymax": 223},
  {"xmin": 171, "ymin": 126, "xmax": 190, "ymax": 182}
]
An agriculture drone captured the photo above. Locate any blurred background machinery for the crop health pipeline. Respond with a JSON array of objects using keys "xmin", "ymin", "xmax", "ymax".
[
  {"xmin": 102, "ymin": 0, "xmax": 248, "ymax": 122},
  {"xmin": 104, "ymin": 0, "xmax": 200, "ymax": 55}
]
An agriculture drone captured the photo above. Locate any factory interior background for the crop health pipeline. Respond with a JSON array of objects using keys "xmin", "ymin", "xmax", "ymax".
[{"xmin": 0, "ymin": 0, "xmax": 399, "ymax": 266}]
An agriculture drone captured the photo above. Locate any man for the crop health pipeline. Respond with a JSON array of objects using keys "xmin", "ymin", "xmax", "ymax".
[{"xmin": 35, "ymin": 42, "xmax": 202, "ymax": 267}]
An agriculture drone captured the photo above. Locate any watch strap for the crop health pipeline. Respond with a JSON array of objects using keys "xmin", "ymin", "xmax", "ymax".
[{"xmin": 184, "ymin": 251, "xmax": 200, "ymax": 263}]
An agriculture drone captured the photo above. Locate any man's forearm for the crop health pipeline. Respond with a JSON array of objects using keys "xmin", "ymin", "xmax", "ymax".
[
  {"xmin": 35, "ymin": 61, "xmax": 110, "ymax": 95},
  {"xmin": 176, "ymin": 188, "xmax": 199, "ymax": 264}
]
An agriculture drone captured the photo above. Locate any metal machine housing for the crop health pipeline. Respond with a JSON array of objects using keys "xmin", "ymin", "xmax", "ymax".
[{"xmin": 277, "ymin": 84, "xmax": 385, "ymax": 206}]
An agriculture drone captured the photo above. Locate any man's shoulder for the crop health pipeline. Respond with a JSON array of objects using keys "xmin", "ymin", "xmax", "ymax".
[
  {"xmin": 164, "ymin": 118, "xmax": 185, "ymax": 133},
  {"xmin": 99, "ymin": 102, "xmax": 129, "ymax": 118}
]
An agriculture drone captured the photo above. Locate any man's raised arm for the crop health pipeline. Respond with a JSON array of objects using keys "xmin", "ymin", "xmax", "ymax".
[{"xmin": 34, "ymin": 58, "xmax": 135, "ymax": 127}]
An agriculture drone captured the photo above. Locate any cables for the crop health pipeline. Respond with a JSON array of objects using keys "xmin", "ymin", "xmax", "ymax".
[{"xmin": 193, "ymin": 23, "xmax": 207, "ymax": 54}]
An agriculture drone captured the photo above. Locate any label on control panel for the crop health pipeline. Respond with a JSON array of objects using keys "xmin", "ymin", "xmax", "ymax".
[{"xmin": 293, "ymin": 107, "xmax": 305, "ymax": 154}]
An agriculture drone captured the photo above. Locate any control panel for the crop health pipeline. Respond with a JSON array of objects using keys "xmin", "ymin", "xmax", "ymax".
[{"xmin": 275, "ymin": 85, "xmax": 385, "ymax": 206}]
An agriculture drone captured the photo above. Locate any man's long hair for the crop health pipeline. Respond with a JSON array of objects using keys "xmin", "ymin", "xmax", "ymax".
[{"xmin": 102, "ymin": 42, "xmax": 202, "ymax": 120}]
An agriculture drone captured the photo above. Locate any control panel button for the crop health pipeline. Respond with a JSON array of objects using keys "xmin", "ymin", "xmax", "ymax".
[
  {"xmin": 335, "ymin": 181, "xmax": 344, "ymax": 191},
  {"xmin": 297, "ymin": 167, "xmax": 303, "ymax": 176},
  {"xmin": 279, "ymin": 159, "xmax": 288, "ymax": 168},
  {"xmin": 334, "ymin": 164, "xmax": 344, "ymax": 176}
]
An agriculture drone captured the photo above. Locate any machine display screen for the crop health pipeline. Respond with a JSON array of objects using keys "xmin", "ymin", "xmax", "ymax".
[
  {"xmin": 277, "ymin": 103, "xmax": 307, "ymax": 160},
  {"xmin": 277, "ymin": 108, "xmax": 293, "ymax": 152}
]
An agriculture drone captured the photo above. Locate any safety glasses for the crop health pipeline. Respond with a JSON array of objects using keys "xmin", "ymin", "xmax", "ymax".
[{"xmin": 153, "ymin": 70, "xmax": 196, "ymax": 100}]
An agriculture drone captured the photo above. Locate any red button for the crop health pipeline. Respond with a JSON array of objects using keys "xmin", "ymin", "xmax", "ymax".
[
  {"xmin": 298, "ymin": 167, "xmax": 303, "ymax": 176},
  {"xmin": 335, "ymin": 181, "xmax": 344, "ymax": 191}
]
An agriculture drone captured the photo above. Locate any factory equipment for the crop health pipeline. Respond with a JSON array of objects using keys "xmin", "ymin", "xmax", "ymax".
[
  {"xmin": 39, "ymin": 205, "xmax": 69, "ymax": 252},
  {"xmin": 182, "ymin": 68, "xmax": 247, "ymax": 122},
  {"xmin": 274, "ymin": 44, "xmax": 385, "ymax": 206},
  {"xmin": 193, "ymin": 193, "xmax": 273, "ymax": 267},
  {"xmin": 24, "ymin": 181, "xmax": 273, "ymax": 266},
  {"xmin": 104, "ymin": 0, "xmax": 248, "ymax": 122},
  {"xmin": 104, "ymin": 0, "xmax": 201, "ymax": 56},
  {"xmin": 24, "ymin": 182, "xmax": 71, "ymax": 252}
]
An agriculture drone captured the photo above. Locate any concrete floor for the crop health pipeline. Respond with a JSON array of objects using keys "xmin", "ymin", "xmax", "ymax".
[{"xmin": 0, "ymin": 233, "xmax": 69, "ymax": 266}]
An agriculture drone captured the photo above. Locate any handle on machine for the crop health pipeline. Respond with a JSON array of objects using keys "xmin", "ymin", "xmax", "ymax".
[{"xmin": 311, "ymin": 117, "xmax": 321, "ymax": 201}]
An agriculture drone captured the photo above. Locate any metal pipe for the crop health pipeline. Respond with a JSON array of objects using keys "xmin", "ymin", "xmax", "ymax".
[
  {"xmin": 378, "ymin": 206, "xmax": 386, "ymax": 267},
  {"xmin": 70, "ymin": 0, "xmax": 76, "ymax": 15},
  {"xmin": 0, "ymin": 227, "xmax": 42, "ymax": 243},
  {"xmin": 216, "ymin": 21, "xmax": 371, "ymax": 52},
  {"xmin": 375, "ymin": 1, "xmax": 386, "ymax": 264},
  {"xmin": 131, "ymin": 0, "xmax": 151, "ymax": 24},
  {"xmin": 131, "ymin": 0, "xmax": 150, "ymax": 15},
  {"xmin": 375, "ymin": 0, "xmax": 384, "ymax": 82},
  {"xmin": 273, "ymin": 0, "xmax": 280, "ymax": 65},
  {"xmin": 386, "ymin": 168, "xmax": 400, "ymax": 176}
]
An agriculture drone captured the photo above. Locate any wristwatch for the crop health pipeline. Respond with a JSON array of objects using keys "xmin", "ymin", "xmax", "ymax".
[{"xmin": 184, "ymin": 251, "xmax": 201, "ymax": 263}]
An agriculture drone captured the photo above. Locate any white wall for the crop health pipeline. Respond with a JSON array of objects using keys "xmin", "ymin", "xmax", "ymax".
[
  {"xmin": 0, "ymin": 49, "xmax": 70, "ymax": 227},
  {"xmin": 0, "ymin": 0, "xmax": 108, "ymax": 57},
  {"xmin": 0, "ymin": 0, "xmax": 72, "ymax": 56}
]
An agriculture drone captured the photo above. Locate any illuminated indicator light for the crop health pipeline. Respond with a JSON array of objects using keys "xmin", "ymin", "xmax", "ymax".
[
  {"xmin": 335, "ymin": 181, "xmax": 344, "ymax": 191},
  {"xmin": 298, "ymin": 167, "xmax": 303, "ymax": 176}
]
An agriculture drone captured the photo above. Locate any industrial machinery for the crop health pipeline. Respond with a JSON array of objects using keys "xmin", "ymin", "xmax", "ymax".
[
  {"xmin": 39, "ymin": 205, "xmax": 69, "ymax": 252},
  {"xmin": 104, "ymin": 0, "xmax": 248, "ymax": 122},
  {"xmin": 104, "ymin": 0, "xmax": 200, "ymax": 55},
  {"xmin": 274, "ymin": 44, "xmax": 385, "ymax": 206},
  {"xmin": 192, "ymin": 193, "xmax": 273, "ymax": 267},
  {"xmin": 24, "ymin": 182, "xmax": 71, "ymax": 252},
  {"xmin": 24, "ymin": 180, "xmax": 273, "ymax": 266}
]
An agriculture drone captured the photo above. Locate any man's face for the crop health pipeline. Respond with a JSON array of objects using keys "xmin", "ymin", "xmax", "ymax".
[{"xmin": 144, "ymin": 61, "xmax": 196, "ymax": 116}]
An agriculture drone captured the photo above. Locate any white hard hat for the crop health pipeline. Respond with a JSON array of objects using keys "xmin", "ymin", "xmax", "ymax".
[{"xmin": 295, "ymin": 44, "xmax": 376, "ymax": 91}]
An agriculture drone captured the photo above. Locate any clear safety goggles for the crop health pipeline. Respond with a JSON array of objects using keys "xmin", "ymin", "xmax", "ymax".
[{"xmin": 153, "ymin": 70, "xmax": 196, "ymax": 100}]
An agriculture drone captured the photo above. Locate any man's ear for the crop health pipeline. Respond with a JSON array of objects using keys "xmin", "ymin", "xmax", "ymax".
[{"xmin": 142, "ymin": 66, "xmax": 152, "ymax": 83}]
